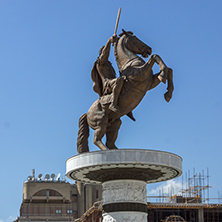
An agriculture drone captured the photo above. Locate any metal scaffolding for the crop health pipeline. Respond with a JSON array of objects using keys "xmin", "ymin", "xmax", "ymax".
[
  {"xmin": 180, "ymin": 168, "xmax": 211, "ymax": 204},
  {"xmin": 147, "ymin": 168, "xmax": 222, "ymax": 204}
]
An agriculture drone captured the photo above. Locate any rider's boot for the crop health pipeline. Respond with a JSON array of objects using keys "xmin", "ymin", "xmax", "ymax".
[{"xmin": 109, "ymin": 77, "xmax": 124, "ymax": 113}]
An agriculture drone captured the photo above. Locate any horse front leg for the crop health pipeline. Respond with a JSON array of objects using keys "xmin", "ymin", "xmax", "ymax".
[
  {"xmin": 150, "ymin": 54, "xmax": 169, "ymax": 83},
  {"xmin": 140, "ymin": 54, "xmax": 166, "ymax": 82},
  {"xmin": 151, "ymin": 69, "xmax": 174, "ymax": 102},
  {"xmin": 147, "ymin": 55, "xmax": 174, "ymax": 102},
  {"xmin": 164, "ymin": 68, "xmax": 174, "ymax": 102}
]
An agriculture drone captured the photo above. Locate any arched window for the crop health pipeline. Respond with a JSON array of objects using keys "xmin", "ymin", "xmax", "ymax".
[{"xmin": 33, "ymin": 189, "xmax": 62, "ymax": 197}]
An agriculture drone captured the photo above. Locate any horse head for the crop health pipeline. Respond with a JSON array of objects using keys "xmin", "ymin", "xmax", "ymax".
[
  {"xmin": 121, "ymin": 29, "xmax": 152, "ymax": 57},
  {"xmin": 115, "ymin": 29, "xmax": 152, "ymax": 72}
]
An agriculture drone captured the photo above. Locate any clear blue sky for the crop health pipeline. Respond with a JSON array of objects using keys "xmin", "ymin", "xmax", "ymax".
[{"xmin": 1, "ymin": 0, "xmax": 222, "ymax": 221}]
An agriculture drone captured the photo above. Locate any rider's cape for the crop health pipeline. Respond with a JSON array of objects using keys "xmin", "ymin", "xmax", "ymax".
[
  {"xmin": 91, "ymin": 61, "xmax": 114, "ymax": 105},
  {"xmin": 91, "ymin": 61, "xmax": 103, "ymax": 97},
  {"xmin": 91, "ymin": 60, "xmax": 136, "ymax": 121}
]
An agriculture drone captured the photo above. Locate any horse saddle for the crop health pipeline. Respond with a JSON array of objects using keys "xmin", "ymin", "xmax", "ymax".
[{"xmin": 99, "ymin": 94, "xmax": 136, "ymax": 122}]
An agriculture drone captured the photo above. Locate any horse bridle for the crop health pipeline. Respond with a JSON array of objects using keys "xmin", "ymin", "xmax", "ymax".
[{"xmin": 124, "ymin": 33, "xmax": 151, "ymax": 59}]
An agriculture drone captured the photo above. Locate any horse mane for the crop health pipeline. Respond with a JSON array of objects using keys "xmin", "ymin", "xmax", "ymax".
[
  {"xmin": 115, "ymin": 31, "xmax": 134, "ymax": 69},
  {"xmin": 114, "ymin": 30, "xmax": 135, "ymax": 73},
  {"xmin": 119, "ymin": 30, "xmax": 133, "ymax": 37}
]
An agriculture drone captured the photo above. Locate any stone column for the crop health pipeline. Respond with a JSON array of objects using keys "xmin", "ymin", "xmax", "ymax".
[
  {"xmin": 102, "ymin": 180, "xmax": 147, "ymax": 222},
  {"xmin": 198, "ymin": 208, "xmax": 204, "ymax": 222},
  {"xmin": 77, "ymin": 181, "xmax": 85, "ymax": 218},
  {"xmin": 85, "ymin": 184, "xmax": 93, "ymax": 210}
]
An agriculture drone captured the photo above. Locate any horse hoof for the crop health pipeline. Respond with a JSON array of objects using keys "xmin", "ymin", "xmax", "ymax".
[
  {"xmin": 164, "ymin": 92, "xmax": 172, "ymax": 102},
  {"xmin": 109, "ymin": 146, "xmax": 118, "ymax": 150},
  {"xmin": 106, "ymin": 143, "xmax": 118, "ymax": 150}
]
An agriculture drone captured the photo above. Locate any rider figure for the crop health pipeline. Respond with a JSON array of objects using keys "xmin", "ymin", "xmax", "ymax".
[{"xmin": 95, "ymin": 34, "xmax": 124, "ymax": 113}]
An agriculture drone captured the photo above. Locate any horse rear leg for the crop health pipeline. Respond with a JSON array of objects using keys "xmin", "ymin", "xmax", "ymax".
[
  {"xmin": 93, "ymin": 117, "xmax": 109, "ymax": 151},
  {"xmin": 106, "ymin": 118, "xmax": 122, "ymax": 150}
]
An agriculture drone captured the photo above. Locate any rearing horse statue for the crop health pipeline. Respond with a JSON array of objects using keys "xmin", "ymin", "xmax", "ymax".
[{"xmin": 77, "ymin": 30, "xmax": 174, "ymax": 153}]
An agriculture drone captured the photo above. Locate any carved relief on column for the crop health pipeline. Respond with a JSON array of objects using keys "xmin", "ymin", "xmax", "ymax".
[
  {"xmin": 103, "ymin": 212, "xmax": 147, "ymax": 222},
  {"xmin": 102, "ymin": 180, "xmax": 147, "ymax": 205}
]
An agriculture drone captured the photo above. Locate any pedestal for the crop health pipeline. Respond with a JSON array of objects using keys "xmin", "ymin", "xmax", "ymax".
[
  {"xmin": 102, "ymin": 179, "xmax": 147, "ymax": 221},
  {"xmin": 66, "ymin": 149, "xmax": 182, "ymax": 222}
]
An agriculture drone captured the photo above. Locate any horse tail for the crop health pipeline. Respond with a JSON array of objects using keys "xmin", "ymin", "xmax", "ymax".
[{"xmin": 77, "ymin": 113, "xmax": 89, "ymax": 154}]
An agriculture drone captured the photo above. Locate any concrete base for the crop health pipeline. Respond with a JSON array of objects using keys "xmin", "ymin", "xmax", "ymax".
[
  {"xmin": 66, "ymin": 149, "xmax": 182, "ymax": 222},
  {"xmin": 66, "ymin": 149, "xmax": 182, "ymax": 184},
  {"xmin": 102, "ymin": 180, "xmax": 147, "ymax": 221}
]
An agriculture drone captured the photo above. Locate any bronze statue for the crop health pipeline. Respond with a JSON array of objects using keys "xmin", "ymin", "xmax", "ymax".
[
  {"xmin": 92, "ymin": 35, "xmax": 124, "ymax": 114},
  {"xmin": 76, "ymin": 29, "xmax": 174, "ymax": 154}
]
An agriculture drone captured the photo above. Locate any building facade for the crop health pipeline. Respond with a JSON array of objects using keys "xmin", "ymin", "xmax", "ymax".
[{"xmin": 15, "ymin": 171, "xmax": 102, "ymax": 222}]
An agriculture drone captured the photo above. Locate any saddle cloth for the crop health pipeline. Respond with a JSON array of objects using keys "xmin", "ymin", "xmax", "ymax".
[{"xmin": 99, "ymin": 94, "xmax": 112, "ymax": 105}]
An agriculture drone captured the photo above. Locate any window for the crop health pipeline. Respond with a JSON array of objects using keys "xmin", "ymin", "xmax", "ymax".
[
  {"xmin": 96, "ymin": 189, "xmax": 99, "ymax": 199},
  {"xmin": 33, "ymin": 189, "xmax": 62, "ymax": 197},
  {"xmin": 67, "ymin": 210, "xmax": 72, "ymax": 214},
  {"xmin": 56, "ymin": 210, "xmax": 61, "ymax": 214}
]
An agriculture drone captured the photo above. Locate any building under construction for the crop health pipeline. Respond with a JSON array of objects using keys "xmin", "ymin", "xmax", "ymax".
[{"xmin": 75, "ymin": 169, "xmax": 222, "ymax": 222}]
